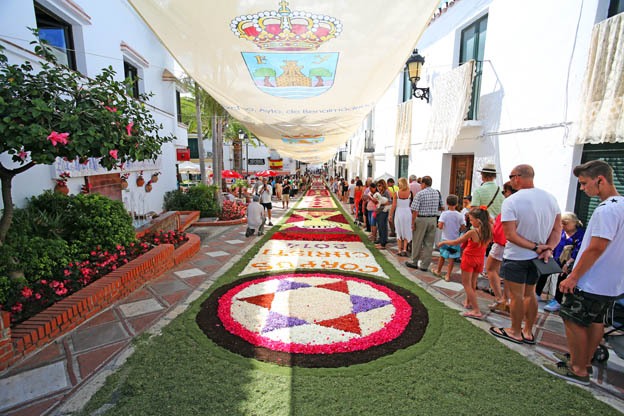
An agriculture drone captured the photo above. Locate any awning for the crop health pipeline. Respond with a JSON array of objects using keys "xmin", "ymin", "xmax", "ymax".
[
  {"xmin": 423, "ymin": 60, "xmax": 475, "ymax": 151},
  {"xmin": 573, "ymin": 13, "xmax": 624, "ymax": 145},
  {"xmin": 177, "ymin": 161, "xmax": 200, "ymax": 173},
  {"xmin": 127, "ymin": 0, "xmax": 440, "ymax": 163}
]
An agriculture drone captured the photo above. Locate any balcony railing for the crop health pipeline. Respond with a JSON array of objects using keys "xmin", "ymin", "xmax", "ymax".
[
  {"xmin": 364, "ymin": 130, "xmax": 375, "ymax": 153},
  {"xmin": 338, "ymin": 151, "xmax": 347, "ymax": 162}
]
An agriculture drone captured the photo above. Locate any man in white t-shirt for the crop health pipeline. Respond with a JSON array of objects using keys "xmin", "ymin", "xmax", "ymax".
[
  {"xmin": 245, "ymin": 195, "xmax": 265, "ymax": 237},
  {"xmin": 490, "ymin": 165, "xmax": 561, "ymax": 346},
  {"xmin": 259, "ymin": 178, "xmax": 273, "ymax": 226},
  {"xmin": 542, "ymin": 160, "xmax": 624, "ymax": 386}
]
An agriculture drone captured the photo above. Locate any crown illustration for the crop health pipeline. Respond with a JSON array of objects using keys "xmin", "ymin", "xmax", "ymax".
[{"xmin": 230, "ymin": 1, "xmax": 342, "ymax": 51}]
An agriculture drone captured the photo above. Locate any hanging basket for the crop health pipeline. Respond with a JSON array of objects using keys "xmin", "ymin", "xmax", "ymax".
[
  {"xmin": 120, "ymin": 179, "xmax": 128, "ymax": 190},
  {"xmin": 136, "ymin": 176, "xmax": 145, "ymax": 187},
  {"xmin": 151, "ymin": 174, "xmax": 159, "ymax": 183},
  {"xmin": 54, "ymin": 183, "xmax": 69, "ymax": 195},
  {"xmin": 145, "ymin": 183, "xmax": 153, "ymax": 193}
]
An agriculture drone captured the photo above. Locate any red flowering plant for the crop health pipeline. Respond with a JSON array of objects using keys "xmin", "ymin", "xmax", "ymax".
[
  {"xmin": 218, "ymin": 200, "xmax": 247, "ymax": 221},
  {"xmin": 55, "ymin": 171, "xmax": 71, "ymax": 186},
  {"xmin": 1, "ymin": 230, "xmax": 189, "ymax": 324},
  {"xmin": 120, "ymin": 173, "xmax": 130, "ymax": 181},
  {"xmin": 141, "ymin": 230, "xmax": 189, "ymax": 249}
]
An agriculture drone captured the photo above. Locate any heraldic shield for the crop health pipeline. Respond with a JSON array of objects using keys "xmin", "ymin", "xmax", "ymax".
[{"xmin": 242, "ymin": 52, "xmax": 339, "ymax": 99}]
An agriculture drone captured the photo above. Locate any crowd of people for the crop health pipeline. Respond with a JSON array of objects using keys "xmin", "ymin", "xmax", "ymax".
[
  {"xmin": 331, "ymin": 159, "xmax": 623, "ymax": 386},
  {"xmin": 242, "ymin": 174, "xmax": 312, "ymax": 237}
]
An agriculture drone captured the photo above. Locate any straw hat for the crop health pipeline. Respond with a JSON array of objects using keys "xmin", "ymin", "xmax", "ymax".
[{"xmin": 477, "ymin": 163, "xmax": 498, "ymax": 174}]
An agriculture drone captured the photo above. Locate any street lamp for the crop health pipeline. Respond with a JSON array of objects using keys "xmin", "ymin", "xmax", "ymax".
[
  {"xmin": 238, "ymin": 129, "xmax": 249, "ymax": 177},
  {"xmin": 405, "ymin": 49, "xmax": 430, "ymax": 103}
]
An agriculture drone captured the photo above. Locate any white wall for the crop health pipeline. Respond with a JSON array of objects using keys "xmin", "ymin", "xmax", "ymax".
[{"xmin": 0, "ymin": 0, "xmax": 186, "ymax": 214}]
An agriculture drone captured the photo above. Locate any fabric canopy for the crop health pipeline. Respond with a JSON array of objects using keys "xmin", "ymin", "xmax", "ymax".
[
  {"xmin": 573, "ymin": 13, "xmax": 624, "ymax": 145},
  {"xmin": 394, "ymin": 100, "xmax": 413, "ymax": 156},
  {"xmin": 128, "ymin": 0, "xmax": 440, "ymax": 163},
  {"xmin": 423, "ymin": 60, "xmax": 475, "ymax": 151}
]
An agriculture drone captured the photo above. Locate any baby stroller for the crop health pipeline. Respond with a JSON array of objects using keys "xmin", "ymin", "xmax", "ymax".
[{"xmin": 594, "ymin": 298, "xmax": 624, "ymax": 362}]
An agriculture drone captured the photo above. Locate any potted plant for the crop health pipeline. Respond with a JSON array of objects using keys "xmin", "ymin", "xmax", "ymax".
[
  {"xmin": 54, "ymin": 172, "xmax": 71, "ymax": 194},
  {"xmin": 81, "ymin": 183, "xmax": 92, "ymax": 194},
  {"xmin": 136, "ymin": 170, "xmax": 145, "ymax": 187},
  {"xmin": 120, "ymin": 173, "xmax": 130, "ymax": 189},
  {"xmin": 145, "ymin": 179, "xmax": 153, "ymax": 193},
  {"xmin": 151, "ymin": 171, "xmax": 160, "ymax": 183}
]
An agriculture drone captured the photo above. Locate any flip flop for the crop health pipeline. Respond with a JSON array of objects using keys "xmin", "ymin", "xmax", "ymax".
[
  {"xmin": 461, "ymin": 311, "xmax": 483, "ymax": 320},
  {"xmin": 522, "ymin": 333, "xmax": 536, "ymax": 345},
  {"xmin": 489, "ymin": 327, "xmax": 523, "ymax": 344}
]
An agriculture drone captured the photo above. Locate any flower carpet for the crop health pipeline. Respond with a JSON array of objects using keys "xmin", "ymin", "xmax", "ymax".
[{"xmin": 197, "ymin": 179, "xmax": 421, "ymax": 366}]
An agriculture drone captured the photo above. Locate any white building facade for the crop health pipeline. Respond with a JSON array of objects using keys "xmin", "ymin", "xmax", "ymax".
[
  {"xmin": 333, "ymin": 0, "xmax": 624, "ymax": 226},
  {"xmin": 0, "ymin": 0, "xmax": 188, "ymax": 216}
]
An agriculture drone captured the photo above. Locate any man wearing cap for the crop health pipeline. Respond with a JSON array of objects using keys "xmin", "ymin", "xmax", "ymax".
[
  {"xmin": 245, "ymin": 195, "xmax": 265, "ymax": 237},
  {"xmin": 471, "ymin": 163, "xmax": 505, "ymax": 218}
]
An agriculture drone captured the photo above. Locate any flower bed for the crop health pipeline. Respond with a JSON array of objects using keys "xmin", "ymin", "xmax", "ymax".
[
  {"xmin": 218, "ymin": 200, "xmax": 247, "ymax": 221},
  {"xmin": 2, "ymin": 230, "xmax": 189, "ymax": 325},
  {"xmin": 0, "ymin": 232, "xmax": 200, "ymax": 371}
]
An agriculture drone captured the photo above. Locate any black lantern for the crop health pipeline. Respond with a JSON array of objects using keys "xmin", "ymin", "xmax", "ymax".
[{"xmin": 405, "ymin": 49, "xmax": 430, "ymax": 103}]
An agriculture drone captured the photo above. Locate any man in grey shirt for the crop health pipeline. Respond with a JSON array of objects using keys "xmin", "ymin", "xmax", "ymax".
[{"xmin": 245, "ymin": 195, "xmax": 265, "ymax": 237}]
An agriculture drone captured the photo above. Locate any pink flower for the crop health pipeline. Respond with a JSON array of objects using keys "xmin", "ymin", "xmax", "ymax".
[
  {"xmin": 55, "ymin": 287, "xmax": 68, "ymax": 296},
  {"xmin": 40, "ymin": 280, "xmax": 47, "ymax": 285},
  {"xmin": 21, "ymin": 287, "xmax": 33, "ymax": 298},
  {"xmin": 105, "ymin": 106, "xmax": 117, "ymax": 112},
  {"xmin": 35, "ymin": 293, "xmax": 42, "ymax": 300},
  {"xmin": 64, "ymin": 270, "xmax": 71, "ymax": 277},
  {"xmin": 11, "ymin": 303, "xmax": 23, "ymax": 313},
  {"xmin": 17, "ymin": 150, "xmax": 28, "ymax": 160},
  {"xmin": 126, "ymin": 121, "xmax": 134, "ymax": 136},
  {"xmin": 109, "ymin": 150, "xmax": 118, "ymax": 160},
  {"xmin": 47, "ymin": 131, "xmax": 70, "ymax": 146}
]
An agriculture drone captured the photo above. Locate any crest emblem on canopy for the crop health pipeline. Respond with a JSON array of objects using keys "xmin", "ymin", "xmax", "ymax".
[{"xmin": 233, "ymin": 1, "xmax": 341, "ymax": 99}]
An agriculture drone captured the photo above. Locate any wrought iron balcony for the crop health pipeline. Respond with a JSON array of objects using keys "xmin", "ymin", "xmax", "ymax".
[{"xmin": 364, "ymin": 130, "xmax": 375, "ymax": 153}]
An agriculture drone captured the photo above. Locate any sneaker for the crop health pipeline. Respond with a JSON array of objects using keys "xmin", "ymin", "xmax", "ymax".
[
  {"xmin": 551, "ymin": 352, "xmax": 593, "ymax": 375},
  {"xmin": 544, "ymin": 300, "xmax": 560, "ymax": 312},
  {"xmin": 542, "ymin": 362, "xmax": 590, "ymax": 385}
]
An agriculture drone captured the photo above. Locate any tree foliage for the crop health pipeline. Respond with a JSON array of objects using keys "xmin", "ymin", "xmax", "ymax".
[{"xmin": 0, "ymin": 32, "xmax": 174, "ymax": 243}]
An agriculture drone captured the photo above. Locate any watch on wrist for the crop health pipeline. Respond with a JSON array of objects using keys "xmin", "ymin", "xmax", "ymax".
[{"xmin": 532, "ymin": 243, "xmax": 539, "ymax": 251}]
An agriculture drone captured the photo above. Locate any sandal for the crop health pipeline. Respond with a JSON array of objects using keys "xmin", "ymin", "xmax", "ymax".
[
  {"xmin": 522, "ymin": 333, "xmax": 536, "ymax": 345},
  {"xmin": 461, "ymin": 311, "xmax": 483, "ymax": 320},
  {"xmin": 431, "ymin": 270, "xmax": 443, "ymax": 278},
  {"xmin": 489, "ymin": 327, "xmax": 523, "ymax": 344}
]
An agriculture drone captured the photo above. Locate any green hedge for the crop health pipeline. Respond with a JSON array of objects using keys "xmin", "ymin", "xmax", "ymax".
[{"xmin": 164, "ymin": 184, "xmax": 219, "ymax": 217}]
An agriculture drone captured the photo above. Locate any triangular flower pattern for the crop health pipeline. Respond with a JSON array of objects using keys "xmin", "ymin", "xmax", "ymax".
[
  {"xmin": 276, "ymin": 280, "xmax": 311, "ymax": 292},
  {"xmin": 316, "ymin": 280, "xmax": 350, "ymax": 295},
  {"xmin": 350, "ymin": 295, "xmax": 392, "ymax": 314},
  {"xmin": 317, "ymin": 313, "xmax": 361, "ymax": 335},
  {"xmin": 262, "ymin": 311, "xmax": 308, "ymax": 333},
  {"xmin": 239, "ymin": 293, "xmax": 275, "ymax": 309}
]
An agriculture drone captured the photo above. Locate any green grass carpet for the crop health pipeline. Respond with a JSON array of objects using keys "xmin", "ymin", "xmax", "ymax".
[{"xmin": 78, "ymin": 191, "xmax": 618, "ymax": 415}]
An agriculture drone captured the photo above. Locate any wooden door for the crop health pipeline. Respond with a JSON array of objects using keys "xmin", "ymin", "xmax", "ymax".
[{"xmin": 449, "ymin": 155, "xmax": 474, "ymax": 198}]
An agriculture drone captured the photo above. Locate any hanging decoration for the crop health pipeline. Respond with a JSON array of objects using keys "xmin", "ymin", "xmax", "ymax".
[{"xmin": 127, "ymin": 0, "xmax": 440, "ymax": 163}]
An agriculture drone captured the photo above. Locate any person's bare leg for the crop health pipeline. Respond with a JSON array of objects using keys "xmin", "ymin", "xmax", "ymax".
[
  {"xmin": 486, "ymin": 256, "xmax": 503, "ymax": 301},
  {"xmin": 370, "ymin": 225, "xmax": 377, "ymax": 241},
  {"xmin": 501, "ymin": 280, "xmax": 525, "ymax": 340},
  {"xmin": 435, "ymin": 257, "xmax": 444, "ymax": 274},
  {"xmin": 587, "ymin": 322, "xmax": 605, "ymax": 367},
  {"xmin": 267, "ymin": 209, "xmax": 272, "ymax": 222},
  {"xmin": 462, "ymin": 271, "xmax": 480, "ymax": 315},
  {"xmin": 446, "ymin": 258, "xmax": 455, "ymax": 281},
  {"xmin": 563, "ymin": 319, "xmax": 590, "ymax": 377},
  {"xmin": 522, "ymin": 284, "xmax": 538, "ymax": 340}
]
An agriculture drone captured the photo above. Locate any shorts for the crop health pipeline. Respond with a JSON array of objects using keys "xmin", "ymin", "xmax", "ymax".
[
  {"xmin": 282, "ymin": 194, "xmax": 290, "ymax": 201},
  {"xmin": 460, "ymin": 254, "xmax": 483, "ymax": 273},
  {"xmin": 261, "ymin": 202, "xmax": 272, "ymax": 210},
  {"xmin": 559, "ymin": 289, "xmax": 614, "ymax": 327},
  {"xmin": 488, "ymin": 242, "xmax": 505, "ymax": 262},
  {"xmin": 500, "ymin": 259, "xmax": 539, "ymax": 285},
  {"xmin": 439, "ymin": 242, "xmax": 461, "ymax": 259},
  {"xmin": 367, "ymin": 210, "xmax": 377, "ymax": 227},
  {"xmin": 349, "ymin": 197, "xmax": 354, "ymax": 204}
]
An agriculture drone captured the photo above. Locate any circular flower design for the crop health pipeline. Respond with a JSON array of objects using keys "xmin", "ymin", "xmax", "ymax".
[{"xmin": 198, "ymin": 273, "xmax": 428, "ymax": 367}]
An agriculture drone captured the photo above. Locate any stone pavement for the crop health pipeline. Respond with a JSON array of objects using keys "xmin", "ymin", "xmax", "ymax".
[
  {"xmin": 338, "ymin": 198, "xmax": 624, "ymax": 411},
  {"xmin": 0, "ymin": 202, "xmax": 293, "ymax": 416}
]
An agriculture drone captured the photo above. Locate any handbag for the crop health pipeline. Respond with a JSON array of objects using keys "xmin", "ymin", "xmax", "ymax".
[{"xmin": 558, "ymin": 243, "xmax": 575, "ymax": 264}]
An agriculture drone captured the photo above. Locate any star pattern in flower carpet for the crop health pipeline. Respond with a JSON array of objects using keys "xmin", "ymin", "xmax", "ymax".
[{"xmin": 236, "ymin": 278, "xmax": 391, "ymax": 335}]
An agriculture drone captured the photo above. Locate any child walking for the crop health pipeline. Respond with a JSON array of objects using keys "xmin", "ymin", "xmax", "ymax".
[
  {"xmin": 438, "ymin": 206, "xmax": 492, "ymax": 319},
  {"xmin": 434, "ymin": 195, "xmax": 465, "ymax": 281}
]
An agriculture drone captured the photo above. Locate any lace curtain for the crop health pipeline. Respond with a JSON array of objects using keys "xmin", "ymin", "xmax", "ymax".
[
  {"xmin": 394, "ymin": 100, "xmax": 413, "ymax": 156},
  {"xmin": 574, "ymin": 13, "xmax": 624, "ymax": 144},
  {"xmin": 423, "ymin": 60, "xmax": 475, "ymax": 151}
]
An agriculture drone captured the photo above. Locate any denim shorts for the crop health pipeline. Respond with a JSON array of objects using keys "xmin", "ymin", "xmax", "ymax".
[
  {"xmin": 368, "ymin": 211, "xmax": 377, "ymax": 227},
  {"xmin": 559, "ymin": 289, "xmax": 614, "ymax": 327},
  {"xmin": 500, "ymin": 259, "xmax": 539, "ymax": 285}
]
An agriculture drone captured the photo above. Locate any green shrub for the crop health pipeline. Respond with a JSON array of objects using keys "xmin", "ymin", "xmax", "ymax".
[
  {"xmin": 65, "ymin": 194, "xmax": 135, "ymax": 254},
  {"xmin": 164, "ymin": 184, "xmax": 219, "ymax": 217}
]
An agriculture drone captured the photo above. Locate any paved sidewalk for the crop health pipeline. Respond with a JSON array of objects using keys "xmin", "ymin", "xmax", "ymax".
[
  {"xmin": 0, "ymin": 202, "xmax": 293, "ymax": 416},
  {"xmin": 337, "ymin": 198, "xmax": 624, "ymax": 410}
]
